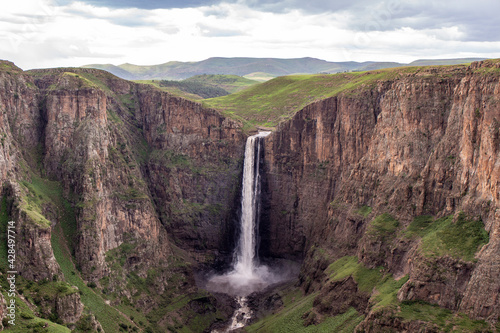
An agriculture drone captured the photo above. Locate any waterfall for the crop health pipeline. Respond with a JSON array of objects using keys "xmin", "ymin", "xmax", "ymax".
[
  {"xmin": 233, "ymin": 131, "xmax": 269, "ymax": 277},
  {"xmin": 205, "ymin": 131, "xmax": 299, "ymax": 332},
  {"xmin": 205, "ymin": 131, "xmax": 273, "ymax": 296}
]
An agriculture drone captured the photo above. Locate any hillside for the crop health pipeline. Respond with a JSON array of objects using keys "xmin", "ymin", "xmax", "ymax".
[
  {"xmin": 134, "ymin": 74, "xmax": 260, "ymax": 100},
  {"xmin": 203, "ymin": 66, "xmax": 438, "ymax": 128},
  {"xmin": 408, "ymin": 58, "xmax": 486, "ymax": 66},
  {"xmin": 82, "ymin": 57, "xmax": 487, "ymax": 81},
  {"xmin": 183, "ymin": 74, "xmax": 259, "ymax": 94}
]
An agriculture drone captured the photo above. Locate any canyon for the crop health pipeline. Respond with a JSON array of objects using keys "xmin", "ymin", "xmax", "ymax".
[{"xmin": 0, "ymin": 59, "xmax": 499, "ymax": 332}]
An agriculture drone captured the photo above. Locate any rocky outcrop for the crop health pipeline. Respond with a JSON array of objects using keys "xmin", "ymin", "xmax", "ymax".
[
  {"xmin": 24, "ymin": 67, "xmax": 246, "ymax": 283},
  {"xmin": 310, "ymin": 276, "xmax": 369, "ymax": 321},
  {"xmin": 55, "ymin": 292, "xmax": 84, "ymax": 323},
  {"xmin": 15, "ymin": 215, "xmax": 61, "ymax": 281},
  {"xmin": 31, "ymin": 69, "xmax": 158, "ymax": 279},
  {"xmin": 397, "ymin": 255, "xmax": 474, "ymax": 310},
  {"xmin": 0, "ymin": 292, "xmax": 5, "ymax": 330},
  {"xmin": 0, "ymin": 62, "xmax": 41, "ymax": 152},
  {"xmin": 355, "ymin": 310, "xmax": 440, "ymax": 333},
  {"xmin": 263, "ymin": 60, "xmax": 500, "ymax": 323}
]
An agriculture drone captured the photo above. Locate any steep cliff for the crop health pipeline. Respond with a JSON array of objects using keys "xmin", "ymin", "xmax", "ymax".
[
  {"xmin": 0, "ymin": 63, "xmax": 245, "ymax": 332},
  {"xmin": 261, "ymin": 60, "xmax": 500, "ymax": 330},
  {"xmin": 137, "ymin": 84, "xmax": 245, "ymax": 254}
]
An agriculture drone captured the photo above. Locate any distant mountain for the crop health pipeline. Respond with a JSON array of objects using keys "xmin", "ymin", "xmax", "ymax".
[
  {"xmin": 356, "ymin": 62, "xmax": 403, "ymax": 71},
  {"xmin": 82, "ymin": 57, "xmax": 488, "ymax": 81},
  {"xmin": 82, "ymin": 63, "xmax": 137, "ymax": 80},
  {"xmin": 407, "ymin": 58, "xmax": 486, "ymax": 66}
]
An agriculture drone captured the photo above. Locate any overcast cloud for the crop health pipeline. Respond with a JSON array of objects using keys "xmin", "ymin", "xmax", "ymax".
[{"xmin": 0, "ymin": 0, "xmax": 499, "ymax": 70}]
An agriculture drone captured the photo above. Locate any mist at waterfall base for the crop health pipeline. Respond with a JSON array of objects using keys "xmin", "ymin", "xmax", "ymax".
[
  {"xmin": 204, "ymin": 132, "xmax": 299, "ymax": 297},
  {"xmin": 205, "ymin": 258, "xmax": 300, "ymax": 296}
]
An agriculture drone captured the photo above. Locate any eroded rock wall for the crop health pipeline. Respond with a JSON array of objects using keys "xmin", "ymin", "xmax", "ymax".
[{"xmin": 263, "ymin": 60, "xmax": 500, "ymax": 322}]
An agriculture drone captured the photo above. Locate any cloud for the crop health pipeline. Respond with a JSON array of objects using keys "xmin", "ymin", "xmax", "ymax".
[
  {"xmin": 60, "ymin": 0, "xmax": 221, "ymax": 10},
  {"xmin": 62, "ymin": 3, "xmax": 155, "ymax": 27},
  {"xmin": 0, "ymin": 34, "xmax": 122, "ymax": 69},
  {"xmin": 1, "ymin": 0, "xmax": 499, "ymax": 70},
  {"xmin": 197, "ymin": 23, "xmax": 246, "ymax": 37},
  {"xmin": 326, "ymin": 0, "xmax": 500, "ymax": 42},
  {"xmin": 235, "ymin": 0, "xmax": 500, "ymax": 42},
  {"xmin": 231, "ymin": 0, "xmax": 372, "ymax": 14}
]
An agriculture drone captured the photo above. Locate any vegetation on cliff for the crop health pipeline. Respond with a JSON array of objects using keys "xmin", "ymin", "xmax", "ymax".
[
  {"xmin": 0, "ymin": 65, "xmax": 242, "ymax": 332},
  {"xmin": 406, "ymin": 213, "xmax": 489, "ymax": 262},
  {"xmin": 1, "ymin": 58, "xmax": 500, "ymax": 333},
  {"xmin": 256, "ymin": 59, "xmax": 500, "ymax": 331},
  {"xmin": 251, "ymin": 250, "xmax": 490, "ymax": 333}
]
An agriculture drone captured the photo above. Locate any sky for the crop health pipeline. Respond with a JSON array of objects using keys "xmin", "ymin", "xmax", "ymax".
[{"xmin": 1, "ymin": 0, "xmax": 499, "ymax": 70}]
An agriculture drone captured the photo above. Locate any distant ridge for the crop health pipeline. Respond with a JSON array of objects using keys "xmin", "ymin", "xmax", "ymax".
[
  {"xmin": 407, "ymin": 58, "xmax": 486, "ymax": 66},
  {"xmin": 82, "ymin": 57, "xmax": 488, "ymax": 81}
]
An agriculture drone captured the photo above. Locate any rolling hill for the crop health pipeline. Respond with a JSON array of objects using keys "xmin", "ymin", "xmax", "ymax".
[
  {"xmin": 82, "ymin": 57, "xmax": 487, "ymax": 81},
  {"xmin": 134, "ymin": 74, "xmax": 260, "ymax": 100},
  {"xmin": 202, "ymin": 61, "xmax": 491, "ymax": 129}
]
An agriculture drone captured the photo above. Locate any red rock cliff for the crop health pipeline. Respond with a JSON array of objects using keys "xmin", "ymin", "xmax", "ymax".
[{"xmin": 263, "ymin": 60, "xmax": 500, "ymax": 323}]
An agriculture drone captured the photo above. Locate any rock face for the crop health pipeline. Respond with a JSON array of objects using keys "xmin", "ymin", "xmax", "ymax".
[
  {"xmin": 55, "ymin": 292, "xmax": 84, "ymax": 323},
  {"xmin": 24, "ymin": 68, "xmax": 245, "ymax": 281},
  {"xmin": 263, "ymin": 60, "xmax": 500, "ymax": 323},
  {"xmin": 137, "ymin": 85, "xmax": 245, "ymax": 253},
  {"xmin": 0, "ymin": 63, "xmax": 245, "ymax": 330},
  {"xmin": 312, "ymin": 276, "xmax": 369, "ymax": 319},
  {"xmin": 0, "ymin": 63, "xmax": 61, "ymax": 281}
]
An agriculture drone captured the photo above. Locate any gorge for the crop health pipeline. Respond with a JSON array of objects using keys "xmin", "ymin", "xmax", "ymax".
[{"xmin": 0, "ymin": 59, "xmax": 499, "ymax": 332}]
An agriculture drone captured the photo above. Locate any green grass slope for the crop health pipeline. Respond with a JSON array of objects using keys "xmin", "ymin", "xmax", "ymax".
[
  {"xmin": 203, "ymin": 60, "xmax": 500, "ymax": 129},
  {"xmin": 406, "ymin": 213, "xmax": 489, "ymax": 261},
  {"xmin": 158, "ymin": 79, "xmax": 230, "ymax": 99},
  {"xmin": 202, "ymin": 69, "xmax": 410, "ymax": 128},
  {"xmin": 184, "ymin": 74, "xmax": 260, "ymax": 94},
  {"xmin": 133, "ymin": 79, "xmax": 204, "ymax": 100},
  {"xmin": 81, "ymin": 64, "xmax": 135, "ymax": 80},
  {"xmin": 246, "ymin": 287, "xmax": 364, "ymax": 333}
]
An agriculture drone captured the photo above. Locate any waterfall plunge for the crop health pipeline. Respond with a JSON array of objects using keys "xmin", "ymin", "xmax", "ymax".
[
  {"xmin": 234, "ymin": 131, "xmax": 269, "ymax": 278},
  {"xmin": 206, "ymin": 132, "xmax": 299, "ymax": 332},
  {"xmin": 206, "ymin": 132, "xmax": 274, "ymax": 296}
]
